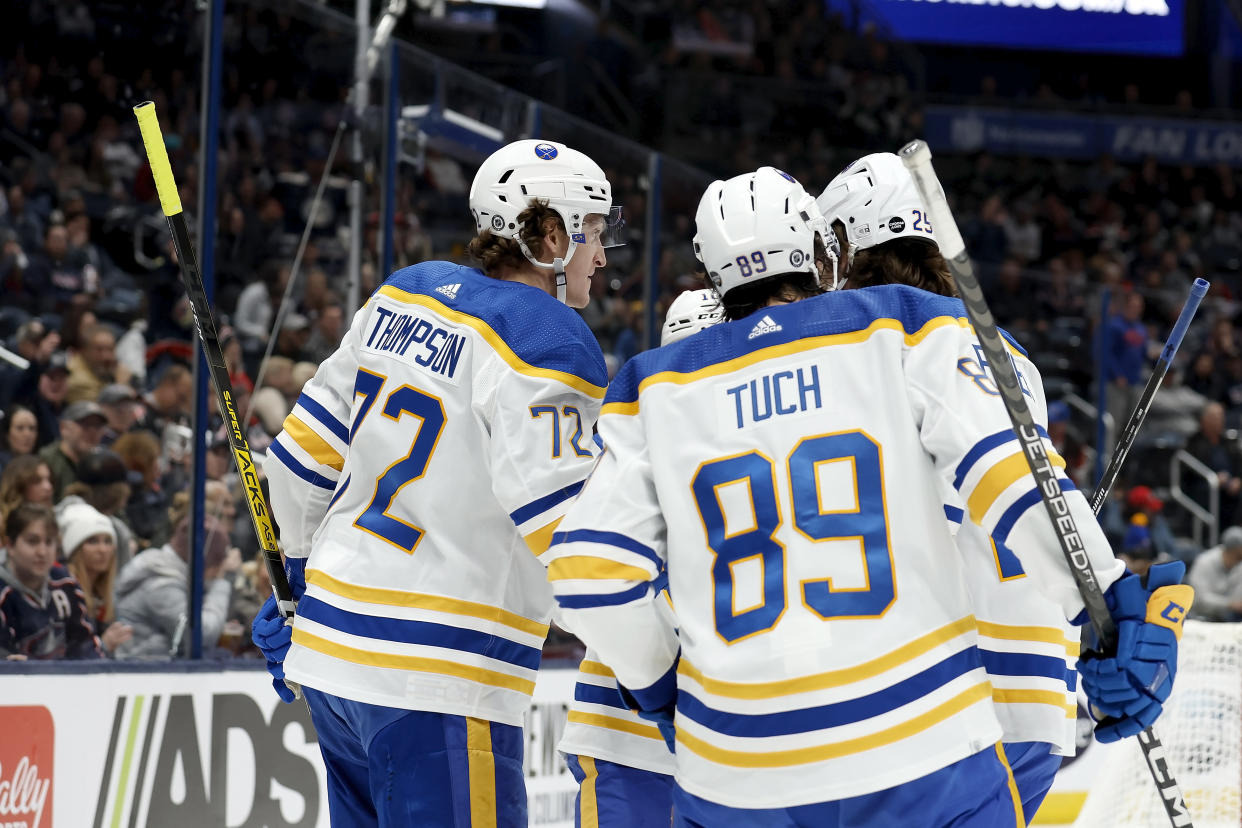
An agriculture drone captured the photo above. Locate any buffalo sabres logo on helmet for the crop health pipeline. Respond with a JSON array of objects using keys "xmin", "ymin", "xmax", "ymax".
[
  {"xmin": 775, "ymin": 169, "xmax": 796, "ymax": 183},
  {"xmin": 534, "ymin": 142, "xmax": 558, "ymax": 160},
  {"xmin": 790, "ymin": 249, "xmax": 806, "ymax": 267},
  {"xmin": 491, "ymin": 214, "xmax": 506, "ymax": 231}
]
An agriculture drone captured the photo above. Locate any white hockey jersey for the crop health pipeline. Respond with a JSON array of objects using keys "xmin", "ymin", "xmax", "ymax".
[
  {"xmin": 546, "ymin": 285, "xmax": 1123, "ymax": 808},
  {"xmin": 264, "ymin": 261, "xmax": 607, "ymax": 726},
  {"xmin": 944, "ymin": 342, "xmax": 1081, "ymax": 756},
  {"xmin": 557, "ymin": 586, "xmax": 679, "ymax": 776}
]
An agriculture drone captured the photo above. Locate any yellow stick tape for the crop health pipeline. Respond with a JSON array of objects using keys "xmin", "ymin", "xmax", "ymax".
[{"xmin": 132, "ymin": 101, "xmax": 183, "ymax": 217}]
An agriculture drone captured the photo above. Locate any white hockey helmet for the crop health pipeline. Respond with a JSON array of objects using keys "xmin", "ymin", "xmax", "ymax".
[
  {"xmin": 661, "ymin": 288, "xmax": 724, "ymax": 346},
  {"xmin": 692, "ymin": 167, "xmax": 835, "ymax": 299},
  {"xmin": 469, "ymin": 139, "xmax": 623, "ymax": 301},
  {"xmin": 816, "ymin": 152, "xmax": 938, "ymax": 257}
]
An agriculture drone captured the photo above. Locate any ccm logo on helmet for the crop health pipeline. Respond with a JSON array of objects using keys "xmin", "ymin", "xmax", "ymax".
[{"xmin": 534, "ymin": 143, "xmax": 559, "ymax": 160}]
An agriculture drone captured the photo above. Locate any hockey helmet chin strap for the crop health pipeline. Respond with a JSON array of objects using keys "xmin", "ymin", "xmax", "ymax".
[{"xmin": 517, "ymin": 238, "xmax": 577, "ymax": 305}]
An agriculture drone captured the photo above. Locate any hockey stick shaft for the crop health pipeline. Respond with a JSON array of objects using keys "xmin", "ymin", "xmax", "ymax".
[
  {"xmin": 900, "ymin": 139, "xmax": 1194, "ymax": 828},
  {"xmin": 1090, "ymin": 279, "xmax": 1209, "ymax": 513},
  {"xmin": 133, "ymin": 101, "xmax": 297, "ymax": 619}
]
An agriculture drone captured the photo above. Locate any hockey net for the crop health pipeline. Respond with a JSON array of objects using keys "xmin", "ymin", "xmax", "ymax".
[{"xmin": 1073, "ymin": 620, "xmax": 1242, "ymax": 828}]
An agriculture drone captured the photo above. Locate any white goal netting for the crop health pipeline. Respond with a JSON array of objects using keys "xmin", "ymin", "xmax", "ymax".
[{"xmin": 1073, "ymin": 620, "xmax": 1242, "ymax": 828}]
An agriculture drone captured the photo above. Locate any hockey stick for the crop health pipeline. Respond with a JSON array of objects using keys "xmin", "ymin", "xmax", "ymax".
[
  {"xmin": 133, "ymin": 101, "xmax": 297, "ymax": 621},
  {"xmin": 900, "ymin": 139, "xmax": 1194, "ymax": 828},
  {"xmin": 1090, "ymin": 278, "xmax": 1208, "ymax": 512}
]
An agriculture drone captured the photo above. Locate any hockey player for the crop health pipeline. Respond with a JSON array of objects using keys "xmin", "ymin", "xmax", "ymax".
[
  {"xmin": 545, "ymin": 167, "xmax": 1189, "ymax": 826},
  {"xmin": 251, "ymin": 138, "xmax": 621, "ymax": 826},
  {"xmin": 816, "ymin": 151, "xmax": 1077, "ymax": 822},
  {"xmin": 559, "ymin": 288, "xmax": 723, "ymax": 828}
]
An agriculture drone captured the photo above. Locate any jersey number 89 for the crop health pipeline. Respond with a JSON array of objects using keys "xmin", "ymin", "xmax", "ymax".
[{"xmin": 691, "ymin": 430, "xmax": 894, "ymax": 643}]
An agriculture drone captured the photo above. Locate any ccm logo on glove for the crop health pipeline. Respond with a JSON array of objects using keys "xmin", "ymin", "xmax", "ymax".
[{"xmin": 1147, "ymin": 585, "xmax": 1194, "ymax": 637}]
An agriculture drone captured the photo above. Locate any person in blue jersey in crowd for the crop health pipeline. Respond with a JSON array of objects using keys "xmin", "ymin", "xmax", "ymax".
[
  {"xmin": 0, "ymin": 503, "xmax": 101, "ymax": 660},
  {"xmin": 544, "ymin": 167, "xmax": 1190, "ymax": 828},
  {"xmin": 251, "ymin": 139, "xmax": 623, "ymax": 827},
  {"xmin": 560, "ymin": 288, "xmax": 724, "ymax": 828}
]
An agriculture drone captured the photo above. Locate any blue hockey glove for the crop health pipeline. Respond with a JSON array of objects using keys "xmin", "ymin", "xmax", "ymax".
[
  {"xmin": 252, "ymin": 594, "xmax": 296, "ymax": 704},
  {"xmin": 1078, "ymin": 561, "xmax": 1194, "ymax": 743},
  {"xmin": 618, "ymin": 684, "xmax": 676, "ymax": 754}
]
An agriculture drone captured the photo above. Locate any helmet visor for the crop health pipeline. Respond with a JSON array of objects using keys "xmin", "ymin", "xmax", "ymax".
[{"xmin": 583, "ymin": 206, "xmax": 626, "ymax": 249}]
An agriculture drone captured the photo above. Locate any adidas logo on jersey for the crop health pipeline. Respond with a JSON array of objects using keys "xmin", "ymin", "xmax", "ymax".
[
  {"xmin": 435, "ymin": 283, "xmax": 461, "ymax": 300},
  {"xmin": 748, "ymin": 314, "xmax": 782, "ymax": 340}
]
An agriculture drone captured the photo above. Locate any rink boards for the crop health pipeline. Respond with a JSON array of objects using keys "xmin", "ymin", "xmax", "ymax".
[{"xmin": 0, "ymin": 663, "xmax": 1104, "ymax": 827}]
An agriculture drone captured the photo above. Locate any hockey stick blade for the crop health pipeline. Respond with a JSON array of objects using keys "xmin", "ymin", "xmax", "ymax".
[
  {"xmin": 899, "ymin": 139, "xmax": 1194, "ymax": 828},
  {"xmin": 133, "ymin": 101, "xmax": 297, "ymax": 620}
]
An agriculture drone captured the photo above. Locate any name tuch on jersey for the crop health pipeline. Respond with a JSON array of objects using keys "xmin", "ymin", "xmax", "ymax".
[{"xmin": 364, "ymin": 304, "xmax": 468, "ymax": 380}]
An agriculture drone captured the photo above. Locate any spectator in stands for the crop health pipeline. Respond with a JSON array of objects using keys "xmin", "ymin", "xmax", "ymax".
[
  {"xmin": 56, "ymin": 447, "xmax": 136, "ymax": 567},
  {"xmin": 113, "ymin": 514, "xmax": 240, "ymax": 659},
  {"xmin": 98, "ymin": 383, "xmax": 140, "ymax": 444},
  {"xmin": 22, "ymin": 223, "xmax": 98, "ymax": 313},
  {"xmin": 59, "ymin": 500, "xmax": 132, "ymax": 655},
  {"xmin": 303, "ymin": 300, "xmax": 344, "ymax": 364},
  {"xmin": 0, "ymin": 318, "xmax": 59, "ymax": 409},
  {"xmin": 988, "ymin": 257, "xmax": 1035, "ymax": 331},
  {"xmin": 1045, "ymin": 400, "xmax": 1090, "ymax": 488},
  {"xmin": 1186, "ymin": 526, "xmax": 1242, "ymax": 621},
  {"xmin": 205, "ymin": 426, "xmax": 233, "ymax": 482},
  {"xmin": 112, "ymin": 430, "xmax": 168, "ymax": 548},
  {"xmin": 136, "ymin": 362, "xmax": 192, "ymax": 438},
  {"xmin": 1116, "ymin": 524, "xmax": 1168, "ymax": 579},
  {"xmin": 0, "ymin": 404, "xmax": 39, "ymax": 471},
  {"xmin": 66, "ymin": 323, "xmax": 122, "ymax": 404},
  {"xmin": 38, "ymin": 400, "xmax": 106, "ymax": 500},
  {"xmin": 0, "ymin": 456, "xmax": 54, "ymax": 525},
  {"xmin": 273, "ymin": 312, "xmax": 311, "ymax": 361},
  {"xmin": 234, "ymin": 260, "xmax": 287, "ymax": 358},
  {"xmin": 0, "ymin": 503, "xmax": 100, "ymax": 660},
  {"xmin": 1184, "ymin": 401, "xmax": 1242, "ymax": 526},
  {"xmin": 22, "ymin": 350, "xmax": 70, "ymax": 447},
  {"xmin": 1104, "ymin": 290, "xmax": 1149, "ymax": 437}
]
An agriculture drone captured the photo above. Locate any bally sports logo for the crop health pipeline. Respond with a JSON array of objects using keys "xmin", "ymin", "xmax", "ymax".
[{"xmin": 0, "ymin": 706, "xmax": 53, "ymax": 828}]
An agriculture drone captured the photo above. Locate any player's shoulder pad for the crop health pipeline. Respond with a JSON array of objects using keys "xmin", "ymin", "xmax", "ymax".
[
  {"xmin": 380, "ymin": 262, "xmax": 607, "ymax": 393},
  {"xmin": 605, "ymin": 285, "xmax": 975, "ymax": 407}
]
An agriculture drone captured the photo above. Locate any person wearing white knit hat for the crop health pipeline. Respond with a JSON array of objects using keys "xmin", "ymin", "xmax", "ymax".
[{"xmin": 59, "ymin": 501, "xmax": 131, "ymax": 655}]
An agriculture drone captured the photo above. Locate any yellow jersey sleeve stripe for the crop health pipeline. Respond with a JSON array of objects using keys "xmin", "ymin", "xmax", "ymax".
[
  {"xmin": 282, "ymin": 414, "xmax": 345, "ymax": 471},
  {"xmin": 548, "ymin": 556, "xmax": 652, "ymax": 582},
  {"xmin": 995, "ymin": 743, "xmax": 1025, "ymax": 827},
  {"xmin": 306, "ymin": 568, "xmax": 548, "ymax": 638},
  {"xmin": 567, "ymin": 710, "xmax": 665, "ymax": 741},
  {"xmin": 378, "ymin": 286, "xmax": 607, "ymax": 399},
  {"xmin": 675, "ymin": 681, "xmax": 993, "ymax": 767},
  {"xmin": 975, "ymin": 620, "xmax": 1079, "ymax": 657},
  {"xmin": 291, "ymin": 627, "xmax": 537, "ymax": 694},
  {"xmin": 523, "ymin": 517, "xmax": 563, "ymax": 557},
  {"xmin": 467, "ymin": 719, "xmax": 498, "ymax": 828},
  {"xmin": 678, "ymin": 616, "xmax": 976, "ymax": 698},
  {"xmin": 992, "ymin": 688, "xmax": 1078, "ymax": 718},
  {"xmin": 966, "ymin": 449, "xmax": 1066, "ymax": 522},
  {"xmin": 579, "ymin": 660, "xmax": 616, "ymax": 679}
]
